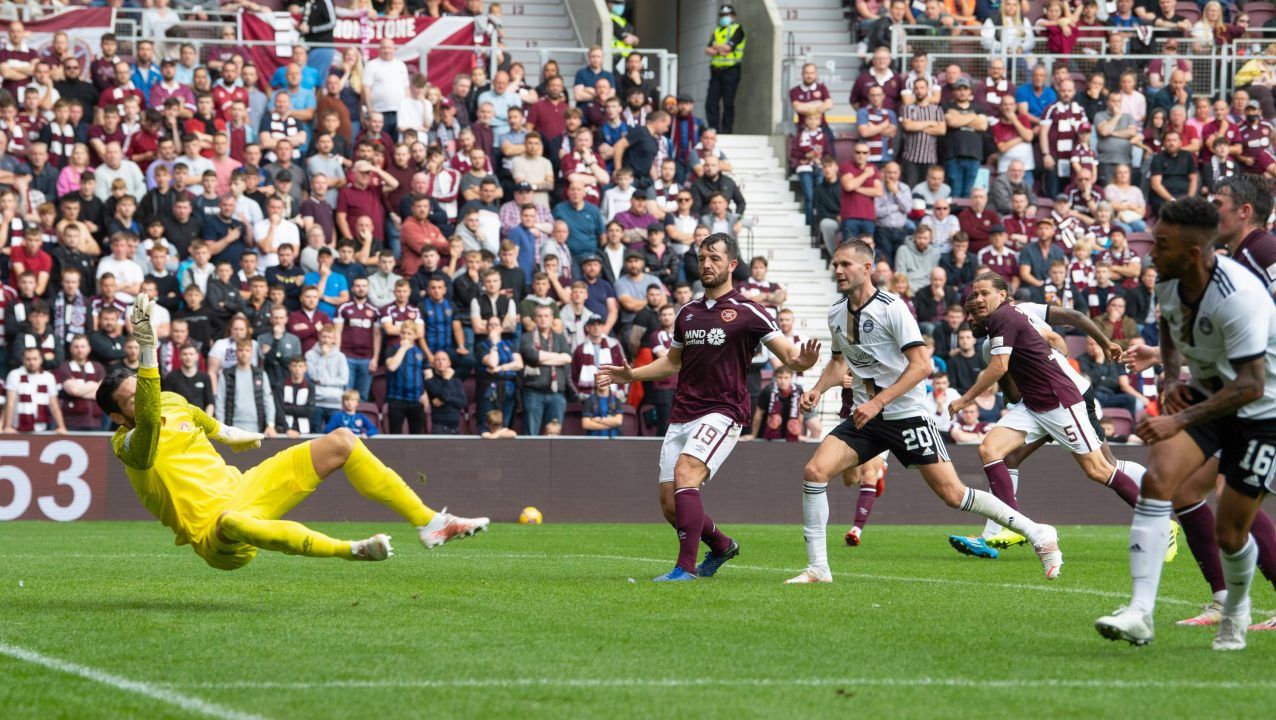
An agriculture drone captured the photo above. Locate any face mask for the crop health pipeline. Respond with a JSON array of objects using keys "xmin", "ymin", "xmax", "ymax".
[
  {"xmin": 611, "ymin": 3, "xmax": 625, "ymax": 14},
  {"xmin": 719, "ymin": 16, "xmax": 732, "ymax": 27}
]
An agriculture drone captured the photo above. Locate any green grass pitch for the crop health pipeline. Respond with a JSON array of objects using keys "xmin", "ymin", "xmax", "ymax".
[{"xmin": 3, "ymin": 521, "xmax": 1276, "ymax": 719}]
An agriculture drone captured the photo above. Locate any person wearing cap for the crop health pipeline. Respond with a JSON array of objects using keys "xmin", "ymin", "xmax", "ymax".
[
  {"xmin": 571, "ymin": 312, "xmax": 625, "ymax": 397},
  {"xmin": 1017, "ymin": 214, "xmax": 1067, "ymax": 302},
  {"xmin": 642, "ymin": 222, "xmax": 680, "ymax": 290},
  {"xmin": 577, "ymin": 252, "xmax": 619, "ymax": 336},
  {"xmin": 336, "ymin": 158, "xmax": 398, "ymax": 246},
  {"xmin": 149, "ymin": 59, "xmax": 195, "ymax": 117},
  {"xmin": 704, "ymin": 4, "xmax": 746, "ymax": 134},
  {"xmin": 614, "ymin": 187, "xmax": 659, "ymax": 244},
  {"xmin": 670, "ymin": 93, "xmax": 706, "ymax": 177},
  {"xmin": 941, "ymin": 76, "xmax": 987, "ymax": 199},
  {"xmin": 614, "ymin": 247, "xmax": 666, "ymax": 339}
]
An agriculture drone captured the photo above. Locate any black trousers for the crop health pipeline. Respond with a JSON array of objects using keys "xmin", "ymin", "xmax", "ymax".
[
  {"xmin": 648, "ymin": 387, "xmax": 674, "ymax": 436},
  {"xmin": 706, "ymin": 65, "xmax": 742, "ymax": 134},
  {"xmin": 388, "ymin": 399, "xmax": 426, "ymax": 435}
]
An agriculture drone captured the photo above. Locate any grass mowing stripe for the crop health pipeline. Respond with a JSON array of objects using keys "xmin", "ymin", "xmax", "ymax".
[
  {"xmin": 160, "ymin": 677, "xmax": 1276, "ymax": 691},
  {"xmin": 0, "ymin": 641, "xmax": 270, "ymax": 720}
]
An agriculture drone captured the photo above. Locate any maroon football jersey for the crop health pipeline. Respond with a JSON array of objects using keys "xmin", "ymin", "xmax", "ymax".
[
  {"xmin": 985, "ymin": 303, "xmax": 1083, "ymax": 413},
  {"xmin": 669, "ymin": 288, "xmax": 780, "ymax": 425},
  {"xmin": 336, "ymin": 300, "xmax": 379, "ymax": 360},
  {"xmin": 1232, "ymin": 229, "xmax": 1276, "ymax": 296}
]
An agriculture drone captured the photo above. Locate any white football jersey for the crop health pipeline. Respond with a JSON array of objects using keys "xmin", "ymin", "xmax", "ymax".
[
  {"xmin": 828, "ymin": 290, "xmax": 931, "ymax": 420},
  {"xmin": 1157, "ymin": 256, "xmax": 1276, "ymax": 420}
]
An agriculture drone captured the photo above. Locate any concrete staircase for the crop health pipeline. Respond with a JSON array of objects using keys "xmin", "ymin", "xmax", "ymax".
[
  {"xmin": 716, "ymin": 133, "xmax": 843, "ymax": 425},
  {"xmin": 497, "ymin": 0, "xmax": 588, "ymax": 86},
  {"xmin": 775, "ymin": 0, "xmax": 863, "ymax": 124}
]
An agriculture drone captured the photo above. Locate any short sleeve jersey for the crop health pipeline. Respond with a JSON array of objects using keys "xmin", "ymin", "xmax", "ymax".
[
  {"xmin": 335, "ymin": 300, "xmax": 379, "ymax": 360},
  {"xmin": 669, "ymin": 288, "xmax": 781, "ymax": 425},
  {"xmin": 1230, "ymin": 229, "xmax": 1276, "ymax": 297},
  {"xmin": 827, "ymin": 289, "xmax": 930, "ymax": 420},
  {"xmin": 1014, "ymin": 302, "xmax": 1092, "ymax": 394},
  {"xmin": 1156, "ymin": 256, "xmax": 1276, "ymax": 420},
  {"xmin": 985, "ymin": 302, "xmax": 1084, "ymax": 412}
]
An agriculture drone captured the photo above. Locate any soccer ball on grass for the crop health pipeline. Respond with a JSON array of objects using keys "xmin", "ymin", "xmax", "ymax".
[{"xmin": 519, "ymin": 507, "xmax": 543, "ymax": 525}]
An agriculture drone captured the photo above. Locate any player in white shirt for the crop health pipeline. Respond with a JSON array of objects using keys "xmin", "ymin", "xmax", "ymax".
[
  {"xmin": 1095, "ymin": 197, "xmax": 1276, "ymax": 650},
  {"xmin": 787, "ymin": 240, "xmax": 1062, "ymax": 584}
]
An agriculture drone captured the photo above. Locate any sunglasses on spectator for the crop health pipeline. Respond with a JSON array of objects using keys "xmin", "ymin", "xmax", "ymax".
[{"xmin": 854, "ymin": 150, "xmax": 869, "ymax": 155}]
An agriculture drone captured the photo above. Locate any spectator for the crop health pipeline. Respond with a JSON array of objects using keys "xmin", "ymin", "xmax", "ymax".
[
  {"xmin": 334, "ymin": 276, "xmax": 380, "ymax": 401},
  {"xmin": 911, "ymin": 165, "xmax": 952, "ymax": 211},
  {"xmin": 336, "ymin": 160, "xmax": 397, "ymax": 246},
  {"xmin": 559, "ymin": 280, "xmax": 601, "ymax": 348},
  {"xmin": 922, "ymin": 371, "xmax": 961, "ymax": 435},
  {"xmin": 931, "ymin": 302, "xmax": 967, "ymax": 359},
  {"xmin": 3, "ymin": 347, "xmax": 67, "ymax": 434},
  {"xmin": 1079, "ymin": 336, "xmax": 1142, "ymax": 417},
  {"xmin": 476, "ymin": 315, "xmax": 521, "ymax": 427},
  {"xmin": 288, "ymin": 284, "xmax": 331, "ymax": 354},
  {"xmin": 699, "ymin": 192, "xmax": 744, "ymax": 239},
  {"xmin": 304, "ymin": 323, "xmax": 348, "ymax": 430},
  {"xmin": 978, "ymin": 57, "xmax": 1017, "ymax": 113},
  {"xmin": 87, "ymin": 305, "xmax": 126, "ymax": 367},
  {"xmin": 811, "ymin": 156, "xmax": 843, "ymax": 257},
  {"xmin": 581, "ymin": 383, "xmax": 624, "ymax": 438},
  {"xmin": 303, "ymin": 247, "xmax": 349, "ymax": 317},
  {"xmin": 923, "ymin": 198, "xmax": 961, "ymax": 254},
  {"xmin": 54, "ymin": 335, "xmax": 105, "ymax": 431},
  {"xmin": 1078, "ymin": 261, "xmax": 1124, "ymax": 318},
  {"xmin": 957, "ymin": 187, "xmax": 1000, "ymax": 253},
  {"xmin": 481, "ymin": 409, "xmax": 518, "ymax": 439},
  {"xmin": 851, "ymin": 47, "xmax": 904, "ymax": 112},
  {"xmin": 519, "ymin": 304, "xmax": 572, "ymax": 436},
  {"xmin": 856, "ymin": 84, "xmax": 899, "ymax": 166},
  {"xmin": 552, "ymin": 180, "xmax": 607, "ymax": 265},
  {"xmin": 949, "ymin": 404, "xmax": 990, "ymax": 443},
  {"xmin": 1014, "ymin": 64, "xmax": 1056, "ymax": 120},
  {"xmin": 895, "ymin": 223, "xmax": 942, "ymax": 292},
  {"xmin": 384, "ymin": 320, "xmax": 428, "ymax": 434},
  {"xmin": 947, "ymin": 325, "xmax": 984, "ymax": 393},
  {"xmin": 94, "ymin": 141, "xmax": 146, "ymax": 202},
  {"xmin": 990, "ymin": 94, "xmax": 1036, "ymax": 181},
  {"xmin": 981, "ymin": 2, "xmax": 1035, "ymax": 72},
  {"xmin": 745, "ymin": 365, "xmax": 805, "ymax": 442},
  {"xmin": 941, "ymin": 232, "xmax": 977, "ymax": 293},
  {"xmin": 899, "ymin": 77, "xmax": 946, "ymax": 187},
  {"xmin": 790, "ymin": 62, "xmax": 833, "ymax": 125},
  {"xmin": 1103, "ymin": 164, "xmax": 1148, "ymax": 233},
  {"xmin": 214, "ymin": 339, "xmax": 277, "ymax": 435},
  {"xmin": 361, "ymin": 39, "xmax": 409, "ymax": 139},
  {"xmin": 1018, "ymin": 217, "xmax": 1067, "ymax": 302},
  {"xmin": 614, "ymin": 249, "xmax": 666, "ymax": 338},
  {"xmin": 1097, "ymin": 294, "xmax": 1139, "ymax": 350},
  {"xmin": 365, "ymin": 251, "xmax": 401, "ymax": 310},
  {"xmin": 421, "ymin": 350, "xmax": 466, "ymax": 436},
  {"xmin": 162, "ymin": 341, "xmax": 214, "ymax": 415},
  {"xmin": 990, "ymin": 159, "xmax": 1036, "ymax": 215},
  {"xmin": 1040, "ymin": 79, "xmax": 1085, "ymax": 198},
  {"xmin": 1148, "ymin": 131, "xmax": 1198, "ymax": 215},
  {"xmin": 689, "ymin": 155, "xmax": 745, "ymax": 217},
  {"xmin": 790, "ymin": 113, "xmax": 829, "ymax": 228},
  {"xmin": 322, "ymin": 389, "xmax": 378, "ymax": 437},
  {"xmin": 942, "ymin": 77, "xmax": 988, "ymax": 198},
  {"xmin": 740, "ymin": 257, "xmax": 786, "ymax": 308},
  {"xmin": 1094, "ymin": 92, "xmax": 1138, "ymax": 186}
]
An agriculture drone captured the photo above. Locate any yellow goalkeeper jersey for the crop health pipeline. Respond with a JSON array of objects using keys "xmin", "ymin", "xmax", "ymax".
[{"xmin": 111, "ymin": 367, "xmax": 239, "ymax": 547}]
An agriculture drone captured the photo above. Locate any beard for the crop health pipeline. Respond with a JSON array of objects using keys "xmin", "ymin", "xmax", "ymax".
[{"xmin": 702, "ymin": 268, "xmax": 732, "ymax": 290}]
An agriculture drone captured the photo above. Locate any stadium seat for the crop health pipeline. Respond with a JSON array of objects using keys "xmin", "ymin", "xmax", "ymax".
[
  {"xmin": 1102, "ymin": 407, "xmax": 1135, "ymax": 438},
  {"xmin": 561, "ymin": 409, "xmax": 584, "ymax": 436},
  {"xmin": 1065, "ymin": 334, "xmax": 1089, "ymax": 359},
  {"xmin": 621, "ymin": 406, "xmax": 641, "ymax": 437},
  {"xmin": 356, "ymin": 402, "xmax": 382, "ymax": 428},
  {"xmin": 370, "ymin": 372, "xmax": 387, "ymax": 407},
  {"xmin": 1247, "ymin": 8, "xmax": 1276, "ymax": 27},
  {"xmin": 1127, "ymin": 232, "xmax": 1153, "ymax": 259}
]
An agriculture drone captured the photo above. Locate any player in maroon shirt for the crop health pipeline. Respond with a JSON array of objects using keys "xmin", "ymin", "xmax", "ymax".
[
  {"xmin": 335, "ymin": 277, "xmax": 382, "ymax": 402},
  {"xmin": 596, "ymin": 233, "xmax": 820, "ymax": 581},
  {"xmin": 948, "ymin": 273, "xmax": 1141, "ymax": 560}
]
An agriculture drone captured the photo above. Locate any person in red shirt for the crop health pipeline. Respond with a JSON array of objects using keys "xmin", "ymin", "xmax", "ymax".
[
  {"xmin": 10, "ymin": 227, "xmax": 51, "ymax": 294},
  {"xmin": 288, "ymin": 285, "xmax": 332, "ymax": 354},
  {"xmin": 211, "ymin": 62, "xmax": 248, "ymax": 123},
  {"xmin": 526, "ymin": 75, "xmax": 569, "ymax": 146},
  {"xmin": 336, "ymin": 160, "xmax": 399, "ymax": 245},
  {"xmin": 125, "ymin": 110, "xmax": 164, "ymax": 174},
  {"xmin": 838, "ymin": 142, "xmax": 883, "ymax": 241},
  {"xmin": 957, "ymin": 186, "xmax": 1000, "ymax": 253}
]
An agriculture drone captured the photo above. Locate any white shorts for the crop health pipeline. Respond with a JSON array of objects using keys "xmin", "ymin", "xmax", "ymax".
[
  {"xmin": 996, "ymin": 400, "xmax": 1102, "ymax": 455},
  {"xmin": 658, "ymin": 412, "xmax": 742, "ymax": 484}
]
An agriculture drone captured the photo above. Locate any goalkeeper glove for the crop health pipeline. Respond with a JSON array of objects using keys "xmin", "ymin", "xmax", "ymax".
[
  {"xmin": 212, "ymin": 424, "xmax": 265, "ymax": 453},
  {"xmin": 130, "ymin": 293, "xmax": 157, "ymax": 367}
]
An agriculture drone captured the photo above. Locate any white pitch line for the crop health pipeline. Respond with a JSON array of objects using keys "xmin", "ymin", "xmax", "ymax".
[
  {"xmin": 162, "ymin": 676, "xmax": 1276, "ymax": 692},
  {"xmin": 0, "ymin": 641, "xmax": 269, "ymax": 720}
]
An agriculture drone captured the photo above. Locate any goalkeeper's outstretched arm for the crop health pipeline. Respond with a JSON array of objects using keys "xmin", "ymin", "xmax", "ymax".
[{"xmin": 118, "ymin": 294, "xmax": 162, "ymax": 470}]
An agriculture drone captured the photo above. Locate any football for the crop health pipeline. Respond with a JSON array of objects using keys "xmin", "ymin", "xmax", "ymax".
[{"xmin": 518, "ymin": 507, "xmax": 543, "ymax": 525}]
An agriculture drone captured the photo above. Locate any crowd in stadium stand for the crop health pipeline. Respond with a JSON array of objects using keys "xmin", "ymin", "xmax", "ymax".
[{"xmin": 0, "ymin": 0, "xmax": 1272, "ymax": 444}]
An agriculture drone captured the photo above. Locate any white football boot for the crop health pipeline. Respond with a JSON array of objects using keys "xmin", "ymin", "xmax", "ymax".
[
  {"xmin": 1176, "ymin": 601, "xmax": 1223, "ymax": 627},
  {"xmin": 784, "ymin": 567, "xmax": 832, "ymax": 584},
  {"xmin": 419, "ymin": 509, "xmax": 490, "ymax": 549},
  {"xmin": 1095, "ymin": 605, "xmax": 1155, "ymax": 646},
  {"xmin": 1213, "ymin": 613, "xmax": 1250, "ymax": 651},
  {"xmin": 1032, "ymin": 525, "xmax": 1063, "ymax": 580},
  {"xmin": 352, "ymin": 534, "xmax": 394, "ymax": 561}
]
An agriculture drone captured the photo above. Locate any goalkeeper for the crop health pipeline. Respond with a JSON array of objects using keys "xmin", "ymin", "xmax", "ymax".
[{"xmin": 96, "ymin": 294, "xmax": 489, "ymax": 570}]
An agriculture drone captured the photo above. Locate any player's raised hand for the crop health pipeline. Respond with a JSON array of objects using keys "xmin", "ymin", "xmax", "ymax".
[
  {"xmin": 794, "ymin": 339, "xmax": 822, "ymax": 371},
  {"xmin": 800, "ymin": 389, "xmax": 821, "ymax": 412},
  {"xmin": 1121, "ymin": 343, "xmax": 1161, "ymax": 373},
  {"xmin": 1104, "ymin": 340, "xmax": 1124, "ymax": 363},
  {"xmin": 212, "ymin": 424, "xmax": 265, "ymax": 452},
  {"xmin": 130, "ymin": 293, "xmax": 155, "ymax": 350},
  {"xmin": 596, "ymin": 362, "xmax": 632, "ymax": 389}
]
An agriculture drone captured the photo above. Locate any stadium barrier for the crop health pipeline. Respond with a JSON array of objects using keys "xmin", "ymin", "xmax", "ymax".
[{"xmin": 0, "ymin": 435, "xmax": 1148, "ymax": 525}]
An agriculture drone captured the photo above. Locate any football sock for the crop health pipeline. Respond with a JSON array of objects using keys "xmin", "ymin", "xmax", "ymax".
[
  {"xmin": 1106, "ymin": 468, "xmax": 1140, "ymax": 508},
  {"xmin": 1117, "ymin": 460, "xmax": 1146, "ymax": 485},
  {"xmin": 1247, "ymin": 510, "xmax": 1276, "ymax": 592},
  {"xmin": 802, "ymin": 481, "xmax": 829, "ymax": 573},
  {"xmin": 701, "ymin": 514, "xmax": 732, "ymax": 555},
  {"xmin": 1130, "ymin": 497, "xmax": 1173, "ymax": 615},
  {"xmin": 345, "ymin": 439, "xmax": 435, "ymax": 527},
  {"xmin": 982, "ymin": 460, "xmax": 1020, "ymax": 510},
  {"xmin": 980, "ymin": 469, "xmax": 1019, "ymax": 539},
  {"xmin": 854, "ymin": 485, "xmax": 877, "ymax": 530},
  {"xmin": 960, "ymin": 488, "xmax": 1040, "ymax": 541},
  {"xmin": 674, "ymin": 488, "xmax": 705, "ymax": 573},
  {"xmin": 1221, "ymin": 535, "xmax": 1256, "ymax": 619},
  {"xmin": 1175, "ymin": 500, "xmax": 1227, "ymax": 594},
  {"xmin": 219, "ymin": 512, "xmax": 354, "ymax": 559}
]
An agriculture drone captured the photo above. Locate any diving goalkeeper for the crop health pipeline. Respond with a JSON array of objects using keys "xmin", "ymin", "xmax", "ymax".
[{"xmin": 96, "ymin": 293, "xmax": 488, "ymax": 570}]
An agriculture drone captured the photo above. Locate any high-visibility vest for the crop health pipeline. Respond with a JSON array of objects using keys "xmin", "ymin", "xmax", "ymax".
[
  {"xmin": 611, "ymin": 13, "xmax": 634, "ymax": 58},
  {"xmin": 710, "ymin": 23, "xmax": 745, "ymax": 68}
]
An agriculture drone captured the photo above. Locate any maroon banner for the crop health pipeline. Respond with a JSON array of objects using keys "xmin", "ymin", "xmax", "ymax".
[
  {"xmin": 239, "ymin": 12, "xmax": 476, "ymax": 91},
  {"xmin": 0, "ymin": 437, "xmax": 107, "ymax": 522}
]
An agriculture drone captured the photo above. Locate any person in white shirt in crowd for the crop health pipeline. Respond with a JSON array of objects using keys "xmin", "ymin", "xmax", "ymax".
[{"xmin": 362, "ymin": 38, "xmax": 411, "ymax": 140}]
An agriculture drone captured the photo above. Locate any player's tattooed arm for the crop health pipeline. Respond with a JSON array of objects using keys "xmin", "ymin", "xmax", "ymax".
[
  {"xmin": 1155, "ymin": 315, "xmax": 1191, "ymax": 415},
  {"xmin": 1138, "ymin": 356, "xmax": 1265, "ymax": 443},
  {"xmin": 1045, "ymin": 306, "xmax": 1122, "ymax": 361}
]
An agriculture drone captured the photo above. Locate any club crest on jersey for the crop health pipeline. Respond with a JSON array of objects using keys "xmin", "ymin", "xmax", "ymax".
[
  {"xmin": 720, "ymin": 308, "xmax": 737, "ymax": 323},
  {"xmin": 861, "ymin": 318, "xmax": 875, "ymax": 334},
  {"xmin": 1199, "ymin": 317, "xmax": 1213, "ymax": 335}
]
